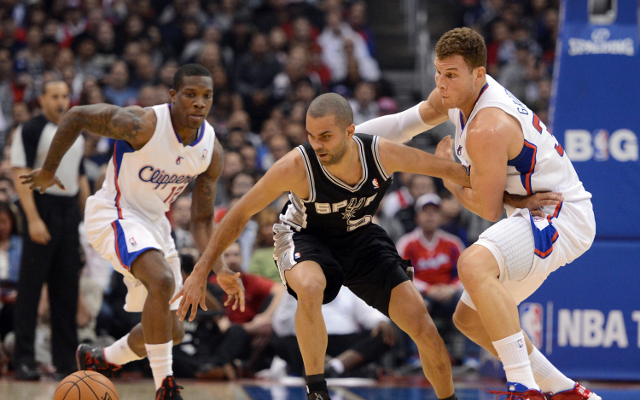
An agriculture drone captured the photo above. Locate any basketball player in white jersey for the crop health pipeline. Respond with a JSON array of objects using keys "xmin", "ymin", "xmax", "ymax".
[
  {"xmin": 357, "ymin": 28, "xmax": 600, "ymax": 400},
  {"xmin": 20, "ymin": 64, "xmax": 244, "ymax": 400}
]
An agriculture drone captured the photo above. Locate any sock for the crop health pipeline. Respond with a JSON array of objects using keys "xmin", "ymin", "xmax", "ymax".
[
  {"xmin": 439, "ymin": 395, "xmax": 457, "ymax": 400},
  {"xmin": 492, "ymin": 331, "xmax": 539, "ymax": 390},
  {"xmin": 530, "ymin": 347, "xmax": 575, "ymax": 393},
  {"xmin": 306, "ymin": 373, "xmax": 328, "ymax": 394},
  {"xmin": 146, "ymin": 341, "xmax": 173, "ymax": 390},
  {"xmin": 327, "ymin": 359, "xmax": 345, "ymax": 375},
  {"xmin": 104, "ymin": 334, "xmax": 144, "ymax": 365}
]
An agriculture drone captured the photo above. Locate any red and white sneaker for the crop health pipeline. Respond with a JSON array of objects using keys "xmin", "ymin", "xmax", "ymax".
[
  {"xmin": 548, "ymin": 383, "xmax": 602, "ymax": 400},
  {"xmin": 484, "ymin": 382, "xmax": 547, "ymax": 399}
]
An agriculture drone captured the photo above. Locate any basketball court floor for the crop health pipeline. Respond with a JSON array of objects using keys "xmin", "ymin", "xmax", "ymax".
[{"xmin": 2, "ymin": 375, "xmax": 639, "ymax": 400}]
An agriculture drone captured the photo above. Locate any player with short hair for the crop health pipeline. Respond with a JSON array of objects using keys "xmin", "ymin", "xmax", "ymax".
[
  {"xmin": 356, "ymin": 27, "xmax": 600, "ymax": 400},
  {"xmin": 20, "ymin": 64, "xmax": 244, "ymax": 400},
  {"xmin": 174, "ymin": 92, "xmax": 472, "ymax": 400}
]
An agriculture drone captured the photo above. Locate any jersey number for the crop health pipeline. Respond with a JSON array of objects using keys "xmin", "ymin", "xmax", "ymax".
[
  {"xmin": 533, "ymin": 114, "xmax": 564, "ymax": 156},
  {"xmin": 164, "ymin": 186, "xmax": 185, "ymax": 204}
]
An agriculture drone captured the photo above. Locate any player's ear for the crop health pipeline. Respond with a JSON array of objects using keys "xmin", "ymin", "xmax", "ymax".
[
  {"xmin": 169, "ymin": 88, "xmax": 177, "ymax": 102},
  {"xmin": 346, "ymin": 123, "xmax": 355, "ymax": 138},
  {"xmin": 475, "ymin": 66, "xmax": 486, "ymax": 81}
]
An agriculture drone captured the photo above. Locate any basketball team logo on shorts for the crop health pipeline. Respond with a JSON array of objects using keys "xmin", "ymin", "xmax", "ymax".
[
  {"xmin": 294, "ymin": 252, "xmax": 301, "ymax": 259},
  {"xmin": 520, "ymin": 302, "xmax": 543, "ymax": 348}
]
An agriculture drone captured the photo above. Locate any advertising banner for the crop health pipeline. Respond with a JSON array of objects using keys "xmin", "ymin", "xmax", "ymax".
[{"xmin": 550, "ymin": 0, "xmax": 640, "ymax": 239}]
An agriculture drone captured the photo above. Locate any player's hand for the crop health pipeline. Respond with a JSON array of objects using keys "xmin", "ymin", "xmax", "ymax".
[
  {"xmin": 372, "ymin": 321, "xmax": 397, "ymax": 346},
  {"xmin": 28, "ymin": 218, "xmax": 51, "ymax": 245},
  {"xmin": 217, "ymin": 268, "xmax": 245, "ymax": 312},
  {"xmin": 171, "ymin": 269, "xmax": 208, "ymax": 322},
  {"xmin": 435, "ymin": 135, "xmax": 455, "ymax": 161},
  {"xmin": 19, "ymin": 168, "xmax": 65, "ymax": 194},
  {"xmin": 504, "ymin": 191, "xmax": 563, "ymax": 218}
]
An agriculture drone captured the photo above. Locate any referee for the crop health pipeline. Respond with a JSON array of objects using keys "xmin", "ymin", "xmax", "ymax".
[{"xmin": 10, "ymin": 80, "xmax": 89, "ymax": 380}]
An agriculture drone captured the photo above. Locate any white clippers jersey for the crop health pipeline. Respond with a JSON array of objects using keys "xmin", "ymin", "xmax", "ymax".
[
  {"xmin": 94, "ymin": 103, "xmax": 215, "ymax": 222},
  {"xmin": 450, "ymin": 75, "xmax": 591, "ymax": 216}
]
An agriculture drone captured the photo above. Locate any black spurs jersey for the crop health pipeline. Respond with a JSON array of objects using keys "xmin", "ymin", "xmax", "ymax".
[{"xmin": 279, "ymin": 134, "xmax": 392, "ymax": 237}]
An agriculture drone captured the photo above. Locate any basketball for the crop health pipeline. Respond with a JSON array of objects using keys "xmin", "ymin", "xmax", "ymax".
[{"xmin": 53, "ymin": 371, "xmax": 119, "ymax": 400}]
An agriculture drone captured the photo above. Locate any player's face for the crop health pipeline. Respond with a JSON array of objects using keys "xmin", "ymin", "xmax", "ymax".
[
  {"xmin": 416, "ymin": 205, "xmax": 441, "ymax": 233},
  {"xmin": 39, "ymin": 82, "xmax": 70, "ymax": 123},
  {"xmin": 434, "ymin": 55, "xmax": 482, "ymax": 110},
  {"xmin": 170, "ymin": 76, "xmax": 214, "ymax": 130},
  {"xmin": 306, "ymin": 114, "xmax": 353, "ymax": 166}
]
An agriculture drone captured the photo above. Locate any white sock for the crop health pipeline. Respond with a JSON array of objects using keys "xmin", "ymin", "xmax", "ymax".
[
  {"xmin": 145, "ymin": 341, "xmax": 173, "ymax": 390},
  {"xmin": 530, "ymin": 347, "xmax": 575, "ymax": 393},
  {"xmin": 492, "ymin": 331, "xmax": 539, "ymax": 390},
  {"xmin": 327, "ymin": 358, "xmax": 345, "ymax": 375},
  {"xmin": 104, "ymin": 334, "xmax": 144, "ymax": 365}
]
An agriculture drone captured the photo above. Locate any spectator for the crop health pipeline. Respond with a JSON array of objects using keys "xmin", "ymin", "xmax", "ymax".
[
  {"xmin": 0, "ymin": 48, "xmax": 15, "ymax": 142},
  {"xmin": 349, "ymin": 81, "xmax": 378, "ymax": 125},
  {"xmin": 396, "ymin": 194, "xmax": 468, "ymax": 365},
  {"xmin": 317, "ymin": 10, "xmax": 380, "ymax": 85},
  {"xmin": 498, "ymin": 40, "xmax": 531, "ymax": 101},
  {"xmin": 170, "ymin": 195, "xmax": 197, "ymax": 254},
  {"xmin": 172, "ymin": 252, "xmax": 247, "ymax": 380},
  {"xmin": 10, "ymin": 80, "xmax": 88, "ymax": 380},
  {"xmin": 209, "ymin": 242, "xmax": 285, "ymax": 372},
  {"xmin": 272, "ymin": 287, "xmax": 396, "ymax": 378},
  {"xmin": 235, "ymin": 33, "xmax": 283, "ymax": 132},
  {"xmin": 0, "ymin": 201, "xmax": 23, "ymax": 344},
  {"xmin": 393, "ymin": 174, "xmax": 438, "ymax": 234},
  {"xmin": 102, "ymin": 61, "xmax": 138, "ymax": 107},
  {"xmin": 348, "ymin": 1, "xmax": 375, "ymax": 57},
  {"xmin": 249, "ymin": 207, "xmax": 281, "ymax": 283}
]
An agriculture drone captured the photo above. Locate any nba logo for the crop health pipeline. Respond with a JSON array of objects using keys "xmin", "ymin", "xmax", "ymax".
[
  {"xmin": 520, "ymin": 302, "xmax": 543, "ymax": 348},
  {"xmin": 176, "ymin": 156, "xmax": 183, "ymax": 165},
  {"xmin": 294, "ymin": 252, "xmax": 301, "ymax": 259},
  {"xmin": 372, "ymin": 178, "xmax": 379, "ymax": 189},
  {"xmin": 129, "ymin": 237, "xmax": 137, "ymax": 247},
  {"xmin": 202, "ymin": 149, "xmax": 208, "ymax": 159},
  {"xmin": 457, "ymin": 145, "xmax": 463, "ymax": 156},
  {"xmin": 592, "ymin": 129, "xmax": 609, "ymax": 161}
]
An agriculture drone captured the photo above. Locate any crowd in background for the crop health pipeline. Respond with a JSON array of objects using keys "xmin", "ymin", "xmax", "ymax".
[{"xmin": 0, "ymin": 0, "xmax": 561, "ymax": 381}]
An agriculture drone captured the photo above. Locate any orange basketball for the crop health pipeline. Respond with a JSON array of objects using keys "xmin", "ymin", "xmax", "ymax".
[{"xmin": 53, "ymin": 371, "xmax": 119, "ymax": 400}]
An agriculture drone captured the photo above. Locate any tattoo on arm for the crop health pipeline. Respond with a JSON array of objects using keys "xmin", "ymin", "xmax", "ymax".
[{"xmin": 44, "ymin": 104, "xmax": 149, "ymax": 172}]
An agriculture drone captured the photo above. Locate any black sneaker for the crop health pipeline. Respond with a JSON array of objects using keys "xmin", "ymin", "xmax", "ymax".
[
  {"xmin": 76, "ymin": 344, "xmax": 122, "ymax": 377},
  {"xmin": 307, "ymin": 391, "xmax": 330, "ymax": 400},
  {"xmin": 14, "ymin": 363, "xmax": 41, "ymax": 381},
  {"xmin": 155, "ymin": 376, "xmax": 183, "ymax": 400}
]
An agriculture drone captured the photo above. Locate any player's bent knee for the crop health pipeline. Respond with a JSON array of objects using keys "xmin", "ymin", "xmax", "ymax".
[
  {"xmin": 172, "ymin": 320, "xmax": 185, "ymax": 344},
  {"xmin": 147, "ymin": 271, "xmax": 176, "ymax": 298},
  {"xmin": 452, "ymin": 307, "xmax": 471, "ymax": 334},
  {"xmin": 295, "ymin": 279, "xmax": 325, "ymax": 304}
]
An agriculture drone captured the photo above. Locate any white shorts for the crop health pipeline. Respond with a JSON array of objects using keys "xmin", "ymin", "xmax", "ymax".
[
  {"xmin": 84, "ymin": 196, "xmax": 182, "ymax": 312},
  {"xmin": 461, "ymin": 199, "xmax": 595, "ymax": 310}
]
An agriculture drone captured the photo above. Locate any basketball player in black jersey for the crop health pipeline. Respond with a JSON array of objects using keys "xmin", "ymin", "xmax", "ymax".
[{"xmin": 173, "ymin": 93, "xmax": 470, "ymax": 400}]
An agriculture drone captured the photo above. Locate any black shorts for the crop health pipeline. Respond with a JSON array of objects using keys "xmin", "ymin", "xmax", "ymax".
[{"xmin": 274, "ymin": 223, "xmax": 411, "ymax": 316}]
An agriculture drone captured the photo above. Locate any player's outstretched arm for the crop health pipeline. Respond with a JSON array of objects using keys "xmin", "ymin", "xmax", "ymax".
[
  {"xmin": 378, "ymin": 136, "xmax": 470, "ymax": 187},
  {"xmin": 356, "ymin": 89, "xmax": 449, "ymax": 143},
  {"xmin": 19, "ymin": 104, "xmax": 155, "ymax": 192},
  {"xmin": 172, "ymin": 150, "xmax": 309, "ymax": 321}
]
